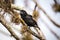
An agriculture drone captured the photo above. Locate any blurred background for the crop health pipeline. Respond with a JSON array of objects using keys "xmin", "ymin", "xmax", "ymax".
[{"xmin": 0, "ymin": 0, "xmax": 60, "ymax": 40}]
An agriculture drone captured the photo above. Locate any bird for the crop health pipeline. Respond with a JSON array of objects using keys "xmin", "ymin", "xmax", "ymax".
[{"xmin": 19, "ymin": 10, "xmax": 40, "ymax": 30}]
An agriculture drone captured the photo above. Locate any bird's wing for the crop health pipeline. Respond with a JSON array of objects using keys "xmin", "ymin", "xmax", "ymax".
[
  {"xmin": 26, "ymin": 15, "xmax": 32, "ymax": 18},
  {"xmin": 26, "ymin": 15, "xmax": 37, "ymax": 24},
  {"xmin": 25, "ymin": 15, "xmax": 33, "ymax": 23}
]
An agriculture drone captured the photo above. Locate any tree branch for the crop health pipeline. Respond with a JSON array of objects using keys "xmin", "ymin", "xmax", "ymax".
[{"xmin": 27, "ymin": 29, "xmax": 45, "ymax": 40}]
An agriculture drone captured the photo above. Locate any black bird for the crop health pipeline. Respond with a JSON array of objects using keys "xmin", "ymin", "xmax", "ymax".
[{"xmin": 20, "ymin": 10, "xmax": 40, "ymax": 30}]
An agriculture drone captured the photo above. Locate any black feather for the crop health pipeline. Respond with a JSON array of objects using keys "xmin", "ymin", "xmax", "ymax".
[{"xmin": 20, "ymin": 10, "xmax": 40, "ymax": 30}]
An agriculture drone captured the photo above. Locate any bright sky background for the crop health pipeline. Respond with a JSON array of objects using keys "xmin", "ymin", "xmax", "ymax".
[{"xmin": 0, "ymin": 0, "xmax": 60, "ymax": 40}]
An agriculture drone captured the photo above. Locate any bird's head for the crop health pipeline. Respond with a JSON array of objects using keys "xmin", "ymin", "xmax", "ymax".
[{"xmin": 20, "ymin": 10, "xmax": 27, "ymax": 16}]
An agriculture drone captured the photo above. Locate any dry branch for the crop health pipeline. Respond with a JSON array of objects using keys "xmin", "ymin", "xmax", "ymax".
[
  {"xmin": 0, "ymin": 14, "xmax": 20, "ymax": 40},
  {"xmin": 21, "ymin": 26, "xmax": 33, "ymax": 40},
  {"xmin": 33, "ymin": 0, "xmax": 60, "ymax": 27},
  {"xmin": 27, "ymin": 29, "xmax": 45, "ymax": 40},
  {"xmin": 32, "ymin": 3, "xmax": 39, "ymax": 20}
]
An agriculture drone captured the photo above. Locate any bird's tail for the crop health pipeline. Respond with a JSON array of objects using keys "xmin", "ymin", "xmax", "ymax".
[
  {"xmin": 35, "ymin": 25, "xmax": 40, "ymax": 30},
  {"xmin": 37, "ymin": 26, "xmax": 40, "ymax": 30}
]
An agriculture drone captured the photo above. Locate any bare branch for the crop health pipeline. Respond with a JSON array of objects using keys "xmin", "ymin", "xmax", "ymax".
[
  {"xmin": 34, "ymin": 3, "xmax": 37, "ymax": 11},
  {"xmin": 27, "ymin": 28, "xmax": 45, "ymax": 40}
]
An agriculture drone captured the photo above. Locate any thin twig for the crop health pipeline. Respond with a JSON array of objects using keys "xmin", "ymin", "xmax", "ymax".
[
  {"xmin": 27, "ymin": 29, "xmax": 45, "ymax": 40},
  {"xmin": 34, "ymin": 3, "xmax": 37, "ymax": 11},
  {"xmin": 54, "ymin": 0, "xmax": 57, "ymax": 4}
]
